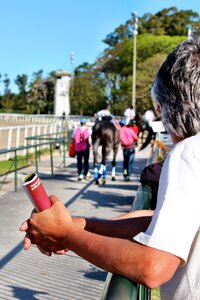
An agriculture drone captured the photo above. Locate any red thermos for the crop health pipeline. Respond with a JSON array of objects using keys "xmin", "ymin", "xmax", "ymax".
[{"xmin": 21, "ymin": 173, "xmax": 51, "ymax": 212}]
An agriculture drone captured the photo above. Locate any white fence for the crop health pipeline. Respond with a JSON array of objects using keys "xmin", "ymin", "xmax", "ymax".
[
  {"xmin": 0, "ymin": 113, "xmax": 61, "ymax": 125},
  {"xmin": 0, "ymin": 113, "xmax": 95, "ymax": 160},
  {"xmin": 0, "ymin": 113, "xmax": 95, "ymax": 129},
  {"xmin": 0, "ymin": 124, "xmax": 60, "ymax": 159}
]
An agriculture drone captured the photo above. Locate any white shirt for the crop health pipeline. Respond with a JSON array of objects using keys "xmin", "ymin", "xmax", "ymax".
[
  {"xmin": 96, "ymin": 109, "xmax": 111, "ymax": 120},
  {"xmin": 144, "ymin": 109, "xmax": 155, "ymax": 126},
  {"xmin": 134, "ymin": 133, "xmax": 200, "ymax": 299},
  {"xmin": 124, "ymin": 108, "xmax": 135, "ymax": 125}
]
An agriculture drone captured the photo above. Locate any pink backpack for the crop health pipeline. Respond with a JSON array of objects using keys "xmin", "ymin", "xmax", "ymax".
[{"xmin": 74, "ymin": 127, "xmax": 89, "ymax": 152}]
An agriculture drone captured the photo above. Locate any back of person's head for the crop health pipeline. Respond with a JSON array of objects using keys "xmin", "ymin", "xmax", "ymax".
[
  {"xmin": 80, "ymin": 117, "xmax": 87, "ymax": 125},
  {"xmin": 119, "ymin": 119, "xmax": 126, "ymax": 127},
  {"xmin": 104, "ymin": 104, "xmax": 109, "ymax": 110},
  {"xmin": 151, "ymin": 30, "xmax": 200, "ymax": 138}
]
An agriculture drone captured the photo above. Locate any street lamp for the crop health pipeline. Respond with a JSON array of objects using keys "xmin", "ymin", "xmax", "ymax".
[
  {"xmin": 70, "ymin": 51, "xmax": 75, "ymax": 97},
  {"xmin": 131, "ymin": 12, "xmax": 138, "ymax": 110},
  {"xmin": 70, "ymin": 51, "xmax": 75, "ymax": 78}
]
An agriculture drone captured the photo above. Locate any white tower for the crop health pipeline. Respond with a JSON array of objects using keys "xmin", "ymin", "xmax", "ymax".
[{"xmin": 54, "ymin": 71, "xmax": 71, "ymax": 116}]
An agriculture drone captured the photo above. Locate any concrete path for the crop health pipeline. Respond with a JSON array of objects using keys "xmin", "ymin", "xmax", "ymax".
[{"xmin": 0, "ymin": 146, "xmax": 150, "ymax": 300}]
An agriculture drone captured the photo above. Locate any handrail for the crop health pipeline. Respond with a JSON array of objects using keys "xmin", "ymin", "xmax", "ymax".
[
  {"xmin": 100, "ymin": 184, "xmax": 152, "ymax": 300},
  {"xmin": 0, "ymin": 137, "xmax": 68, "ymax": 192}
]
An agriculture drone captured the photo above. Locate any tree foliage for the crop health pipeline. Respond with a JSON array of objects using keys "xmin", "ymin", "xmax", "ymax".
[
  {"xmin": 70, "ymin": 63, "xmax": 106, "ymax": 115},
  {"xmin": 71, "ymin": 7, "xmax": 198, "ymax": 115}
]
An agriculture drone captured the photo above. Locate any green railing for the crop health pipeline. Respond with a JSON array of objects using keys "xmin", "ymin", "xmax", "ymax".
[
  {"xmin": 100, "ymin": 184, "xmax": 153, "ymax": 300},
  {"xmin": 0, "ymin": 135, "xmax": 68, "ymax": 192},
  {"xmin": 25, "ymin": 131, "xmax": 70, "ymax": 167}
]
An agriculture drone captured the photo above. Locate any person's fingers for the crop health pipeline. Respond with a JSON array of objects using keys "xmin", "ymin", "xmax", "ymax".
[
  {"xmin": 48, "ymin": 194, "xmax": 61, "ymax": 204},
  {"xmin": 37, "ymin": 245, "xmax": 52, "ymax": 256},
  {"xmin": 19, "ymin": 209, "xmax": 37, "ymax": 231},
  {"xmin": 53, "ymin": 250, "xmax": 66, "ymax": 255},
  {"xmin": 54, "ymin": 248, "xmax": 69, "ymax": 255},
  {"xmin": 19, "ymin": 220, "xmax": 29, "ymax": 231},
  {"xmin": 23, "ymin": 234, "xmax": 32, "ymax": 250},
  {"xmin": 23, "ymin": 229, "xmax": 45, "ymax": 249}
]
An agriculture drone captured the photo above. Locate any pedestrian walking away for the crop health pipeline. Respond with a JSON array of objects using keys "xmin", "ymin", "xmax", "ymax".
[
  {"xmin": 119, "ymin": 119, "xmax": 138, "ymax": 181},
  {"xmin": 72, "ymin": 117, "xmax": 91, "ymax": 180},
  {"xmin": 124, "ymin": 105, "xmax": 136, "ymax": 125}
]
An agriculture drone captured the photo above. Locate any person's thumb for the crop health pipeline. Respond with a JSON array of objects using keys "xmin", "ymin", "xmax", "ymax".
[{"xmin": 48, "ymin": 194, "xmax": 62, "ymax": 205}]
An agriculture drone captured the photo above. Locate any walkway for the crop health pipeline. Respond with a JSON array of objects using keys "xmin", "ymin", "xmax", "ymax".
[{"xmin": 0, "ymin": 146, "xmax": 150, "ymax": 299}]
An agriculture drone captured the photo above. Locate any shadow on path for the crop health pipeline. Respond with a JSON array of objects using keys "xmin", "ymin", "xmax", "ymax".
[{"xmin": 8, "ymin": 285, "xmax": 48, "ymax": 300}]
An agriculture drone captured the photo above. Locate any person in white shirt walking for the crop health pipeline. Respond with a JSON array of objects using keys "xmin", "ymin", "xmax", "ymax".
[
  {"xmin": 124, "ymin": 105, "xmax": 135, "ymax": 125},
  {"xmin": 144, "ymin": 107, "xmax": 156, "ymax": 128}
]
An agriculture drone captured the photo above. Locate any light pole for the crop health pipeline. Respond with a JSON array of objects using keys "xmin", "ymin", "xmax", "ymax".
[
  {"xmin": 70, "ymin": 51, "xmax": 75, "ymax": 79},
  {"xmin": 131, "ymin": 12, "xmax": 138, "ymax": 110},
  {"xmin": 70, "ymin": 51, "xmax": 75, "ymax": 97}
]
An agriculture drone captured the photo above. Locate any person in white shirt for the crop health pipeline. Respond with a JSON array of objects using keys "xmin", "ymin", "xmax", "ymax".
[
  {"xmin": 144, "ymin": 107, "xmax": 156, "ymax": 127},
  {"xmin": 20, "ymin": 31, "xmax": 200, "ymax": 299},
  {"xmin": 96, "ymin": 104, "xmax": 114, "ymax": 121},
  {"xmin": 124, "ymin": 105, "xmax": 135, "ymax": 125}
]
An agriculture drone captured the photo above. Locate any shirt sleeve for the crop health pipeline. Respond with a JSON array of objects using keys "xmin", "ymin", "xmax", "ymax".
[
  {"xmin": 134, "ymin": 142, "xmax": 200, "ymax": 263},
  {"xmin": 124, "ymin": 109, "xmax": 128, "ymax": 117}
]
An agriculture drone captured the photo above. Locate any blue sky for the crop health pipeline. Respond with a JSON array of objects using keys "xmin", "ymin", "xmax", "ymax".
[{"xmin": 0, "ymin": 0, "xmax": 199, "ymax": 92}]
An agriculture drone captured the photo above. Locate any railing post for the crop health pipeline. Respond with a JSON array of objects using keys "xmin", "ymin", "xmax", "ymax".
[
  {"xmin": 7, "ymin": 128, "xmax": 12, "ymax": 160},
  {"xmin": 14, "ymin": 150, "xmax": 18, "ymax": 192},
  {"xmin": 50, "ymin": 142, "xmax": 54, "ymax": 175},
  {"xmin": 35, "ymin": 145, "xmax": 38, "ymax": 173}
]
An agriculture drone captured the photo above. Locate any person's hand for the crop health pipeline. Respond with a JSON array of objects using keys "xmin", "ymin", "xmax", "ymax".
[
  {"xmin": 20, "ymin": 195, "xmax": 86, "ymax": 255},
  {"xmin": 20, "ymin": 219, "xmax": 68, "ymax": 255},
  {"xmin": 20, "ymin": 195, "xmax": 72, "ymax": 254}
]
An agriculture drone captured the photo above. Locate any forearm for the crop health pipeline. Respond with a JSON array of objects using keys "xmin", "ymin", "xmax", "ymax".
[
  {"xmin": 63, "ymin": 224, "xmax": 180, "ymax": 288},
  {"xmin": 112, "ymin": 210, "xmax": 154, "ymax": 220},
  {"xmin": 23, "ymin": 197, "xmax": 180, "ymax": 287},
  {"xmin": 83, "ymin": 216, "xmax": 152, "ymax": 239}
]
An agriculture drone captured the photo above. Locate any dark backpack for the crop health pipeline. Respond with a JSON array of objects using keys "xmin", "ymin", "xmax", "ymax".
[{"xmin": 140, "ymin": 160, "xmax": 164, "ymax": 209}]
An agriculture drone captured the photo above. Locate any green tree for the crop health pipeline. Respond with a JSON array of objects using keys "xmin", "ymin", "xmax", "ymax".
[
  {"xmin": 3, "ymin": 74, "xmax": 11, "ymax": 95},
  {"xmin": 98, "ymin": 33, "xmax": 185, "ymax": 112},
  {"xmin": 14, "ymin": 74, "xmax": 28, "ymax": 111},
  {"xmin": 28, "ymin": 70, "xmax": 48, "ymax": 114},
  {"xmin": 103, "ymin": 7, "xmax": 200, "ymax": 43},
  {"xmin": 1, "ymin": 74, "xmax": 16, "ymax": 112},
  {"xmin": 70, "ymin": 63, "xmax": 106, "ymax": 115},
  {"xmin": 1, "ymin": 93, "xmax": 16, "ymax": 112}
]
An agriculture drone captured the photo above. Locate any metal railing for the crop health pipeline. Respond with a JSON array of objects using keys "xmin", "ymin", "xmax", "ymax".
[
  {"xmin": 100, "ymin": 183, "xmax": 152, "ymax": 300},
  {"xmin": 0, "ymin": 136, "xmax": 68, "ymax": 192}
]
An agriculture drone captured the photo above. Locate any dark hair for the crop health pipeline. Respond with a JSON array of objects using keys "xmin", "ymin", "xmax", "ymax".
[{"xmin": 152, "ymin": 30, "xmax": 200, "ymax": 137}]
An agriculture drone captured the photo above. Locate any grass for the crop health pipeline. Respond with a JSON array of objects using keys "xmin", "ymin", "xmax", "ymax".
[{"xmin": 0, "ymin": 148, "xmax": 50, "ymax": 175}]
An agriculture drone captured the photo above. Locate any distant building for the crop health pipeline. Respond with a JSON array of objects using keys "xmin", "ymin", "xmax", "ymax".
[{"xmin": 54, "ymin": 71, "xmax": 71, "ymax": 116}]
